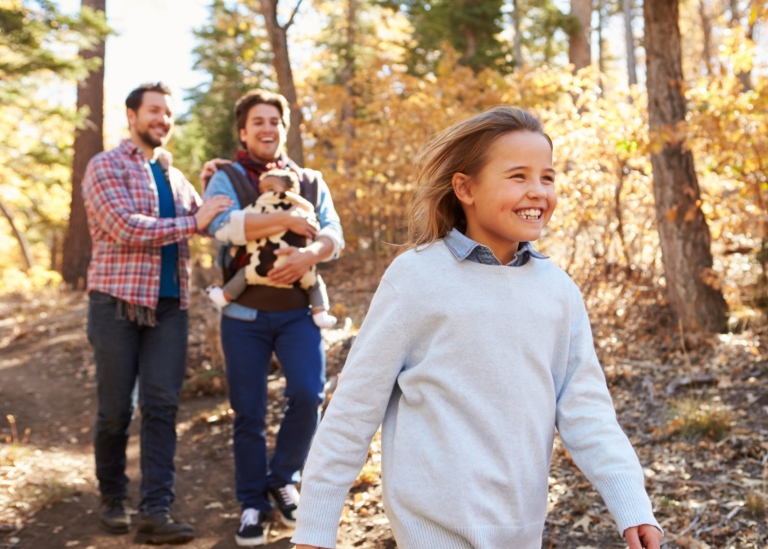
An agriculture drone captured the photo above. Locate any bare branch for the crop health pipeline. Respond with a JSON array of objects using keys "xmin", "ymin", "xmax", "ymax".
[{"xmin": 285, "ymin": 0, "xmax": 305, "ymax": 29}]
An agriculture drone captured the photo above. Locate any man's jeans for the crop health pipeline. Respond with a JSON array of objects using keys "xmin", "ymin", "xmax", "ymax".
[
  {"xmin": 87, "ymin": 291, "xmax": 188, "ymax": 513},
  {"xmin": 221, "ymin": 308, "xmax": 325, "ymax": 513}
]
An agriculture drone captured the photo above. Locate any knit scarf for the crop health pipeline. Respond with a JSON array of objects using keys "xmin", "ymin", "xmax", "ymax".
[{"xmin": 234, "ymin": 149, "xmax": 287, "ymax": 192}]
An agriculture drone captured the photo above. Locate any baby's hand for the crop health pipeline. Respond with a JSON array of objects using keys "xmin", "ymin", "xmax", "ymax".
[{"xmin": 624, "ymin": 524, "xmax": 662, "ymax": 549}]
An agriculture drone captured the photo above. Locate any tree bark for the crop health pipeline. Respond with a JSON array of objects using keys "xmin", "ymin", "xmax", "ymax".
[
  {"xmin": 623, "ymin": 0, "xmax": 637, "ymax": 87},
  {"xmin": 62, "ymin": 0, "xmax": 105, "ymax": 288},
  {"xmin": 512, "ymin": 0, "xmax": 523, "ymax": 68},
  {"xmin": 643, "ymin": 0, "xmax": 728, "ymax": 333},
  {"xmin": 0, "ymin": 199, "xmax": 35, "ymax": 271},
  {"xmin": 731, "ymin": 0, "xmax": 754, "ymax": 91},
  {"xmin": 462, "ymin": 27, "xmax": 477, "ymax": 64},
  {"xmin": 340, "ymin": 0, "xmax": 357, "ymax": 139},
  {"xmin": 568, "ymin": 0, "xmax": 592, "ymax": 71},
  {"xmin": 259, "ymin": 0, "xmax": 304, "ymax": 167},
  {"xmin": 698, "ymin": 0, "xmax": 713, "ymax": 75},
  {"xmin": 596, "ymin": 0, "xmax": 604, "ymax": 74}
]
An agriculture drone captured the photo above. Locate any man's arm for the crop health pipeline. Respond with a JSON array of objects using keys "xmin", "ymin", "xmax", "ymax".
[
  {"xmin": 84, "ymin": 155, "xmax": 230, "ymax": 246},
  {"xmin": 268, "ymin": 171, "xmax": 343, "ymax": 284},
  {"xmin": 268, "ymin": 235, "xmax": 334, "ymax": 285},
  {"xmin": 204, "ymin": 167, "xmax": 316, "ymax": 244},
  {"xmin": 312, "ymin": 171, "xmax": 344, "ymax": 260}
]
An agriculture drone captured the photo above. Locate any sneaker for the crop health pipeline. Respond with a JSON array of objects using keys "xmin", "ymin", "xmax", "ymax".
[
  {"xmin": 98, "ymin": 497, "xmax": 131, "ymax": 534},
  {"xmin": 136, "ymin": 510, "xmax": 194, "ymax": 545},
  {"xmin": 235, "ymin": 508, "xmax": 265, "ymax": 547},
  {"xmin": 267, "ymin": 484, "xmax": 299, "ymax": 527}
]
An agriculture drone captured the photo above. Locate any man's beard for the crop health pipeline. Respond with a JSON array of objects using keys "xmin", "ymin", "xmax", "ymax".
[{"xmin": 137, "ymin": 126, "xmax": 169, "ymax": 149}]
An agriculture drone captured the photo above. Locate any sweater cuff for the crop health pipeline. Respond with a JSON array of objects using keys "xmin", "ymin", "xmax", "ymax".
[
  {"xmin": 291, "ymin": 482, "xmax": 350, "ymax": 549},
  {"xmin": 599, "ymin": 473, "xmax": 662, "ymax": 535}
]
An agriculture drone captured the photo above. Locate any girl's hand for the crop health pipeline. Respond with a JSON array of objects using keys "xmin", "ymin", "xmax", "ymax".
[{"xmin": 625, "ymin": 524, "xmax": 662, "ymax": 549}]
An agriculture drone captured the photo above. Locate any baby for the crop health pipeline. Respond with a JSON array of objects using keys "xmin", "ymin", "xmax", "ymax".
[{"xmin": 207, "ymin": 169, "xmax": 337, "ymax": 328}]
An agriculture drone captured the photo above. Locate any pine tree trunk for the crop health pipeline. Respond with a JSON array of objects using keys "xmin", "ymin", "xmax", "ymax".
[
  {"xmin": 512, "ymin": 0, "xmax": 523, "ymax": 68},
  {"xmin": 62, "ymin": 0, "xmax": 105, "ymax": 289},
  {"xmin": 643, "ymin": 0, "xmax": 728, "ymax": 332},
  {"xmin": 568, "ymin": 0, "xmax": 592, "ymax": 71},
  {"xmin": 730, "ymin": 0, "xmax": 754, "ymax": 91},
  {"xmin": 698, "ymin": 0, "xmax": 713, "ymax": 74},
  {"xmin": 340, "ymin": 0, "xmax": 357, "ymax": 139},
  {"xmin": 623, "ymin": 0, "xmax": 637, "ymax": 87},
  {"xmin": 259, "ymin": 0, "xmax": 304, "ymax": 167}
]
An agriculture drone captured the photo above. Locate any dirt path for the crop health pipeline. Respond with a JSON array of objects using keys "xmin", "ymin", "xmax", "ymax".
[
  {"xmin": 4, "ymin": 260, "xmax": 768, "ymax": 548},
  {"xmin": 0, "ymin": 265, "xmax": 383, "ymax": 549}
]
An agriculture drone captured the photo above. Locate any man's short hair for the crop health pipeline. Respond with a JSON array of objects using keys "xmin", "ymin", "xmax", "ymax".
[
  {"xmin": 125, "ymin": 82, "xmax": 172, "ymax": 112},
  {"xmin": 235, "ymin": 89, "xmax": 291, "ymax": 144}
]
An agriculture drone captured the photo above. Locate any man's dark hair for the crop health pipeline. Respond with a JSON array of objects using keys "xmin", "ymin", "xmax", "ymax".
[
  {"xmin": 125, "ymin": 82, "xmax": 172, "ymax": 112},
  {"xmin": 234, "ymin": 89, "xmax": 290, "ymax": 148}
]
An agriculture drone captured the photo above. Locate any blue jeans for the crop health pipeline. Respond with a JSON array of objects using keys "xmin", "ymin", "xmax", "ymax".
[
  {"xmin": 87, "ymin": 291, "xmax": 188, "ymax": 513},
  {"xmin": 221, "ymin": 308, "xmax": 325, "ymax": 513}
]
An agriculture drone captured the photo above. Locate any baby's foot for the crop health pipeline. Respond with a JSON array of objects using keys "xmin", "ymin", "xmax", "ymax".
[
  {"xmin": 312, "ymin": 310, "xmax": 337, "ymax": 328},
  {"xmin": 207, "ymin": 285, "xmax": 229, "ymax": 308}
]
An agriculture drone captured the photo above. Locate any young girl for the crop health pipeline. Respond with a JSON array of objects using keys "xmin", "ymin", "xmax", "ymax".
[{"xmin": 291, "ymin": 107, "xmax": 662, "ymax": 549}]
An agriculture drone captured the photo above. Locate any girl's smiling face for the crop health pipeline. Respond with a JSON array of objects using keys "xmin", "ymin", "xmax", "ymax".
[{"xmin": 452, "ymin": 130, "xmax": 556, "ymax": 265}]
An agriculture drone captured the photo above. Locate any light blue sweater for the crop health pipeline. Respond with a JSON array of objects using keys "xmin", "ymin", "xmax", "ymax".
[{"xmin": 293, "ymin": 240, "xmax": 660, "ymax": 549}]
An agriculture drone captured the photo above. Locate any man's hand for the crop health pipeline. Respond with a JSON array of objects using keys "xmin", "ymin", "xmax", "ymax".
[
  {"xmin": 200, "ymin": 158, "xmax": 232, "ymax": 190},
  {"xmin": 193, "ymin": 195, "xmax": 233, "ymax": 232},
  {"xmin": 625, "ymin": 524, "xmax": 662, "ymax": 549},
  {"xmin": 284, "ymin": 206, "xmax": 319, "ymax": 238},
  {"xmin": 269, "ymin": 246, "xmax": 316, "ymax": 285}
]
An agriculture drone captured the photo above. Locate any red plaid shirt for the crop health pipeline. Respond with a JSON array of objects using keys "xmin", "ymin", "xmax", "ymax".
[{"xmin": 83, "ymin": 139, "xmax": 202, "ymax": 310}]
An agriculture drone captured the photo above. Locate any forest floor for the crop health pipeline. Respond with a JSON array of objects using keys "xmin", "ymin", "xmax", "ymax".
[{"xmin": 2, "ymin": 253, "xmax": 768, "ymax": 549}]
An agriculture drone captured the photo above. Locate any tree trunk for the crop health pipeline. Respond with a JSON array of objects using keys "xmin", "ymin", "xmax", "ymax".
[
  {"xmin": 512, "ymin": 0, "xmax": 523, "ymax": 68},
  {"xmin": 596, "ymin": 0, "xmax": 604, "ymax": 74},
  {"xmin": 643, "ymin": 0, "xmax": 728, "ymax": 333},
  {"xmin": 62, "ymin": 0, "xmax": 105, "ymax": 289},
  {"xmin": 623, "ymin": 0, "xmax": 637, "ymax": 87},
  {"xmin": 731, "ymin": 0, "xmax": 754, "ymax": 91},
  {"xmin": 259, "ymin": 0, "xmax": 304, "ymax": 167},
  {"xmin": 462, "ymin": 27, "xmax": 477, "ymax": 64},
  {"xmin": 568, "ymin": 0, "xmax": 592, "ymax": 71},
  {"xmin": 340, "ymin": 0, "xmax": 357, "ymax": 139},
  {"xmin": 698, "ymin": 0, "xmax": 713, "ymax": 75},
  {"xmin": 0, "ymin": 199, "xmax": 35, "ymax": 271}
]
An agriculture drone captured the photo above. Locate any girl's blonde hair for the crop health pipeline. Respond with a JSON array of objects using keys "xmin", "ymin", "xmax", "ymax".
[{"xmin": 406, "ymin": 106, "xmax": 551, "ymax": 250}]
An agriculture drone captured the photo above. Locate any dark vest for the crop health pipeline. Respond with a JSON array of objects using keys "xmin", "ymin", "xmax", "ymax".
[{"xmin": 218, "ymin": 162, "xmax": 320, "ymax": 312}]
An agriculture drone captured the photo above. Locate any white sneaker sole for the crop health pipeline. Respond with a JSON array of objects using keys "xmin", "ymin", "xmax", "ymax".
[{"xmin": 235, "ymin": 533, "xmax": 264, "ymax": 546}]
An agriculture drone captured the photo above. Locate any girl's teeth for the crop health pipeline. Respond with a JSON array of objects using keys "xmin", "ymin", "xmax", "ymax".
[{"xmin": 518, "ymin": 209, "xmax": 541, "ymax": 220}]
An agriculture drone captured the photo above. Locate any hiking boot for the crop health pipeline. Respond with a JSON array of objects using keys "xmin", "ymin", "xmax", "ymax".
[
  {"xmin": 235, "ymin": 508, "xmax": 265, "ymax": 547},
  {"xmin": 137, "ymin": 510, "xmax": 194, "ymax": 545},
  {"xmin": 98, "ymin": 497, "xmax": 131, "ymax": 534},
  {"xmin": 267, "ymin": 484, "xmax": 299, "ymax": 527}
]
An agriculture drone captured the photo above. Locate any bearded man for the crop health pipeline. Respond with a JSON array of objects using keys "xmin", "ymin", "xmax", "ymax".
[{"xmin": 82, "ymin": 82, "xmax": 231, "ymax": 544}]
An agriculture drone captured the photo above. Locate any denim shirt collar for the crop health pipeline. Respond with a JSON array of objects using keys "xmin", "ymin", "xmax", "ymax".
[{"xmin": 443, "ymin": 228, "xmax": 547, "ymax": 267}]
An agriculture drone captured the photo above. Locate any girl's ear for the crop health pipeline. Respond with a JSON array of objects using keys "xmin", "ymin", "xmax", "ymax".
[{"xmin": 452, "ymin": 173, "xmax": 473, "ymax": 206}]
